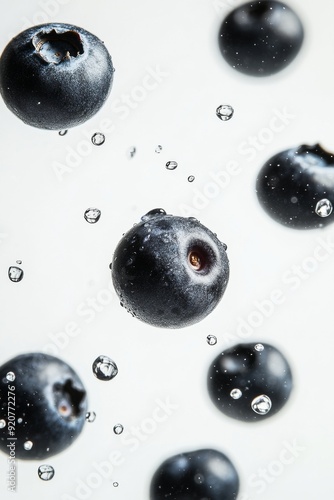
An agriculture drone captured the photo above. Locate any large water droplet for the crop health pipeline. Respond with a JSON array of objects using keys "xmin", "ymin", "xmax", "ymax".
[
  {"xmin": 254, "ymin": 343, "xmax": 264, "ymax": 352},
  {"xmin": 8, "ymin": 266, "xmax": 24, "ymax": 282},
  {"xmin": 92, "ymin": 355, "xmax": 118, "ymax": 381},
  {"xmin": 84, "ymin": 208, "xmax": 101, "ymax": 224},
  {"xmin": 113, "ymin": 423, "xmax": 124, "ymax": 435},
  {"xmin": 6, "ymin": 372, "xmax": 15, "ymax": 382},
  {"xmin": 38, "ymin": 465, "xmax": 55, "ymax": 481},
  {"xmin": 141, "ymin": 208, "xmax": 166, "ymax": 222},
  {"xmin": 216, "ymin": 104, "xmax": 234, "ymax": 121},
  {"xmin": 166, "ymin": 161, "xmax": 178, "ymax": 170},
  {"xmin": 24, "ymin": 440, "xmax": 33, "ymax": 450},
  {"xmin": 86, "ymin": 411, "xmax": 97, "ymax": 423},
  {"xmin": 315, "ymin": 199, "xmax": 333, "ymax": 217},
  {"xmin": 251, "ymin": 394, "xmax": 272, "ymax": 415},
  {"xmin": 230, "ymin": 388, "xmax": 242, "ymax": 400},
  {"xmin": 0, "ymin": 420, "xmax": 6, "ymax": 428},
  {"xmin": 91, "ymin": 132, "xmax": 105, "ymax": 146},
  {"xmin": 206, "ymin": 335, "xmax": 217, "ymax": 346}
]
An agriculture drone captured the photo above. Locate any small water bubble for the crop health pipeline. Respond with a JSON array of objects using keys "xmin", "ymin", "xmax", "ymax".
[
  {"xmin": 216, "ymin": 104, "xmax": 234, "ymax": 121},
  {"xmin": 8, "ymin": 266, "xmax": 24, "ymax": 282},
  {"xmin": 113, "ymin": 423, "xmax": 124, "ymax": 435},
  {"xmin": 91, "ymin": 132, "xmax": 105, "ymax": 146},
  {"xmin": 251, "ymin": 394, "xmax": 272, "ymax": 415},
  {"xmin": 6, "ymin": 372, "xmax": 15, "ymax": 382},
  {"xmin": 38, "ymin": 464, "xmax": 55, "ymax": 481},
  {"xmin": 84, "ymin": 208, "xmax": 101, "ymax": 224},
  {"xmin": 315, "ymin": 199, "xmax": 333, "ymax": 217},
  {"xmin": 166, "ymin": 160, "xmax": 178, "ymax": 170},
  {"xmin": 0, "ymin": 420, "xmax": 6, "ymax": 428},
  {"xmin": 188, "ymin": 175, "xmax": 195, "ymax": 182},
  {"xmin": 113, "ymin": 482, "xmax": 119, "ymax": 487},
  {"xmin": 17, "ymin": 418, "xmax": 23, "ymax": 424},
  {"xmin": 155, "ymin": 145, "xmax": 162, "ymax": 153},
  {"xmin": 206, "ymin": 335, "xmax": 217, "ymax": 346},
  {"xmin": 58, "ymin": 130, "xmax": 68, "ymax": 136},
  {"xmin": 141, "ymin": 208, "xmax": 166, "ymax": 222},
  {"xmin": 127, "ymin": 146, "xmax": 136, "ymax": 158},
  {"xmin": 254, "ymin": 343, "xmax": 264, "ymax": 352},
  {"xmin": 86, "ymin": 411, "xmax": 96, "ymax": 423},
  {"xmin": 24, "ymin": 440, "xmax": 33, "ymax": 450},
  {"xmin": 92, "ymin": 355, "xmax": 118, "ymax": 381},
  {"xmin": 230, "ymin": 388, "xmax": 242, "ymax": 399},
  {"xmin": 16, "ymin": 260, "xmax": 22, "ymax": 265},
  {"xmin": 194, "ymin": 474, "xmax": 204, "ymax": 484}
]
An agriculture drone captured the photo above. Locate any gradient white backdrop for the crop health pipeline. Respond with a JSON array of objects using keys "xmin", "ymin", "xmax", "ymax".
[{"xmin": 0, "ymin": 0, "xmax": 333, "ymax": 499}]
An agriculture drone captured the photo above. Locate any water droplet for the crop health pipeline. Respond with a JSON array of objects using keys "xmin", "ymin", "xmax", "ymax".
[
  {"xmin": 91, "ymin": 132, "xmax": 105, "ymax": 146},
  {"xmin": 155, "ymin": 145, "xmax": 162, "ymax": 153},
  {"xmin": 194, "ymin": 474, "xmax": 204, "ymax": 484},
  {"xmin": 315, "ymin": 199, "xmax": 333, "ymax": 217},
  {"xmin": 59, "ymin": 130, "xmax": 68, "ymax": 136},
  {"xmin": 92, "ymin": 355, "xmax": 118, "ymax": 381},
  {"xmin": 0, "ymin": 420, "xmax": 6, "ymax": 428},
  {"xmin": 251, "ymin": 394, "xmax": 272, "ymax": 415},
  {"xmin": 17, "ymin": 418, "xmax": 23, "ymax": 424},
  {"xmin": 188, "ymin": 175, "xmax": 195, "ymax": 182},
  {"xmin": 6, "ymin": 372, "xmax": 15, "ymax": 382},
  {"xmin": 230, "ymin": 388, "xmax": 242, "ymax": 399},
  {"xmin": 113, "ymin": 482, "xmax": 119, "ymax": 487},
  {"xmin": 254, "ymin": 343, "xmax": 264, "ymax": 352},
  {"xmin": 86, "ymin": 411, "xmax": 96, "ymax": 423},
  {"xmin": 166, "ymin": 161, "xmax": 178, "ymax": 170},
  {"xmin": 113, "ymin": 423, "xmax": 124, "ymax": 435},
  {"xmin": 84, "ymin": 208, "xmax": 101, "ymax": 224},
  {"xmin": 16, "ymin": 260, "xmax": 22, "ymax": 265},
  {"xmin": 206, "ymin": 335, "xmax": 217, "ymax": 346},
  {"xmin": 127, "ymin": 146, "xmax": 136, "ymax": 158},
  {"xmin": 291, "ymin": 196, "xmax": 298, "ymax": 204},
  {"xmin": 24, "ymin": 440, "xmax": 33, "ymax": 450},
  {"xmin": 216, "ymin": 104, "xmax": 234, "ymax": 121},
  {"xmin": 141, "ymin": 208, "xmax": 166, "ymax": 222},
  {"xmin": 8, "ymin": 266, "xmax": 24, "ymax": 282},
  {"xmin": 38, "ymin": 465, "xmax": 55, "ymax": 481},
  {"xmin": 222, "ymin": 243, "xmax": 228, "ymax": 251}
]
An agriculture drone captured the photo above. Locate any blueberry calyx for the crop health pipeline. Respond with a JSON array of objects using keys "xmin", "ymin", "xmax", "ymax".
[{"xmin": 32, "ymin": 29, "xmax": 84, "ymax": 65}]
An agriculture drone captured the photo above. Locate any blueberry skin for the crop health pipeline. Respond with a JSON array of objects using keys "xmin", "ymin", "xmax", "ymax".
[
  {"xmin": 150, "ymin": 448, "xmax": 239, "ymax": 500},
  {"xmin": 111, "ymin": 209, "xmax": 229, "ymax": 329},
  {"xmin": 0, "ymin": 353, "xmax": 88, "ymax": 459},
  {"xmin": 0, "ymin": 23, "xmax": 114, "ymax": 129},
  {"xmin": 208, "ymin": 343, "xmax": 292, "ymax": 422},
  {"xmin": 256, "ymin": 144, "xmax": 334, "ymax": 229},
  {"xmin": 218, "ymin": 1, "xmax": 304, "ymax": 76}
]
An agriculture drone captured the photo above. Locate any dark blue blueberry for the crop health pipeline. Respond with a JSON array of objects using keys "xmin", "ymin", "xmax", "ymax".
[
  {"xmin": 0, "ymin": 23, "xmax": 114, "ymax": 129},
  {"xmin": 150, "ymin": 448, "xmax": 239, "ymax": 500},
  {"xmin": 218, "ymin": 1, "xmax": 304, "ymax": 76},
  {"xmin": 256, "ymin": 144, "xmax": 334, "ymax": 229},
  {"xmin": 111, "ymin": 209, "xmax": 229, "ymax": 328},
  {"xmin": 0, "ymin": 353, "xmax": 87, "ymax": 459}
]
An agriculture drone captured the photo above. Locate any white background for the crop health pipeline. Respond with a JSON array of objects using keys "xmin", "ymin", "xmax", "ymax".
[{"xmin": 0, "ymin": 0, "xmax": 333, "ymax": 499}]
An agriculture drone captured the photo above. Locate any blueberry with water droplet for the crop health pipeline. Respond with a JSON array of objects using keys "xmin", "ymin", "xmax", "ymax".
[
  {"xmin": 207, "ymin": 342, "xmax": 292, "ymax": 422},
  {"xmin": 150, "ymin": 448, "xmax": 239, "ymax": 500},
  {"xmin": 256, "ymin": 144, "xmax": 334, "ymax": 229},
  {"xmin": 0, "ymin": 23, "xmax": 114, "ymax": 129},
  {"xmin": 218, "ymin": 1, "xmax": 304, "ymax": 76},
  {"xmin": 0, "ymin": 353, "xmax": 87, "ymax": 459},
  {"xmin": 92, "ymin": 355, "xmax": 118, "ymax": 381},
  {"xmin": 111, "ymin": 209, "xmax": 229, "ymax": 328}
]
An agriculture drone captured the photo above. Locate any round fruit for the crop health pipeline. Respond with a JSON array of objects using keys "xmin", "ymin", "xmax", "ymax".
[
  {"xmin": 150, "ymin": 448, "xmax": 239, "ymax": 500},
  {"xmin": 0, "ymin": 353, "xmax": 88, "ymax": 459},
  {"xmin": 207, "ymin": 342, "xmax": 292, "ymax": 422},
  {"xmin": 0, "ymin": 23, "xmax": 114, "ymax": 129},
  {"xmin": 218, "ymin": 1, "xmax": 304, "ymax": 76},
  {"xmin": 111, "ymin": 209, "xmax": 230, "ymax": 329},
  {"xmin": 256, "ymin": 144, "xmax": 334, "ymax": 229}
]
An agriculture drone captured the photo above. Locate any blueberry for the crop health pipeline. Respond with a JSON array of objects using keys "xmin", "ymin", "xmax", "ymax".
[
  {"xmin": 207, "ymin": 343, "xmax": 293, "ymax": 422},
  {"xmin": 0, "ymin": 353, "xmax": 88, "ymax": 459},
  {"xmin": 256, "ymin": 144, "xmax": 334, "ymax": 229},
  {"xmin": 218, "ymin": 1, "xmax": 304, "ymax": 76},
  {"xmin": 150, "ymin": 448, "xmax": 239, "ymax": 500},
  {"xmin": 111, "ymin": 209, "xmax": 229, "ymax": 328},
  {"xmin": 0, "ymin": 23, "xmax": 114, "ymax": 129}
]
